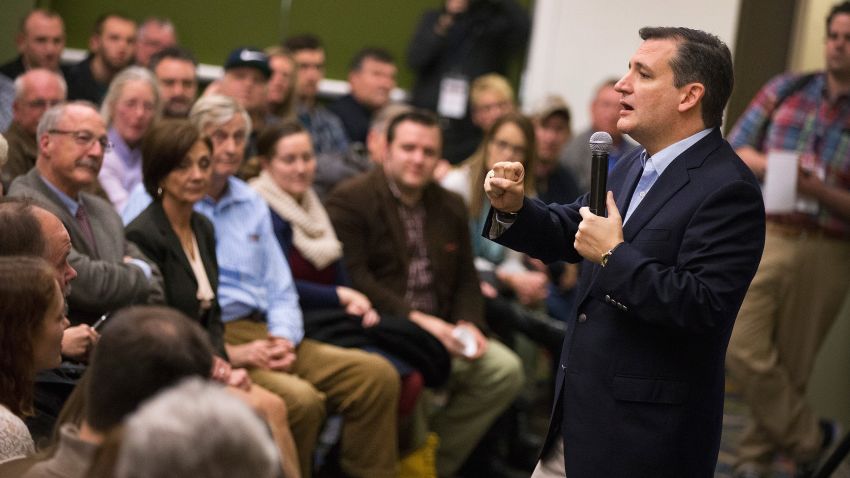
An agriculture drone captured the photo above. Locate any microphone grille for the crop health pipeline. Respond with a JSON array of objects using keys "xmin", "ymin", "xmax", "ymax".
[{"xmin": 589, "ymin": 131, "xmax": 613, "ymax": 154}]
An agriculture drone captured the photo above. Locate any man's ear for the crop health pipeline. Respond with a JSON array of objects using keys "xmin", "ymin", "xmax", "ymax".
[
  {"xmin": 88, "ymin": 33, "xmax": 100, "ymax": 53},
  {"xmin": 38, "ymin": 132, "xmax": 52, "ymax": 157},
  {"xmin": 678, "ymin": 82, "xmax": 705, "ymax": 114}
]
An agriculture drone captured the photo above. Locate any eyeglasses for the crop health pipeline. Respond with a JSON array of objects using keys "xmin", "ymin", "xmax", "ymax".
[
  {"xmin": 49, "ymin": 129, "xmax": 112, "ymax": 152},
  {"xmin": 491, "ymin": 139, "xmax": 526, "ymax": 157},
  {"xmin": 25, "ymin": 99, "xmax": 64, "ymax": 109}
]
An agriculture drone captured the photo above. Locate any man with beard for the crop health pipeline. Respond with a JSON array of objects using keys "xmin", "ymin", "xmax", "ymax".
[
  {"xmin": 725, "ymin": 2, "xmax": 850, "ymax": 476},
  {"xmin": 149, "ymin": 46, "xmax": 197, "ymax": 119},
  {"xmin": 0, "ymin": 9, "xmax": 68, "ymax": 80},
  {"xmin": 66, "ymin": 14, "xmax": 137, "ymax": 105}
]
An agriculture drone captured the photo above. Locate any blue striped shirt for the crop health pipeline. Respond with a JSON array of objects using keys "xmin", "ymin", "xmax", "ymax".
[{"xmin": 195, "ymin": 177, "xmax": 304, "ymax": 344}]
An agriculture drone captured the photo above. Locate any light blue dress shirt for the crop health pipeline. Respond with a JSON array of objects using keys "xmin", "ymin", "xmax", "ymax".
[
  {"xmin": 622, "ymin": 128, "xmax": 712, "ymax": 223},
  {"xmin": 194, "ymin": 177, "xmax": 304, "ymax": 344}
]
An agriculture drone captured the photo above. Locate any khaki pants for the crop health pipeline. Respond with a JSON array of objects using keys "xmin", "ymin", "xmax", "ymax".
[
  {"xmin": 225, "ymin": 319, "xmax": 400, "ymax": 478},
  {"xmin": 726, "ymin": 225, "xmax": 850, "ymax": 466},
  {"xmin": 430, "ymin": 339, "xmax": 525, "ymax": 476}
]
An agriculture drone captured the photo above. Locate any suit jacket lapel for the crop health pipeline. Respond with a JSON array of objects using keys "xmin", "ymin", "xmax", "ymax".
[
  {"xmin": 26, "ymin": 170, "xmax": 95, "ymax": 257},
  {"xmin": 621, "ymin": 130, "xmax": 721, "ymax": 241},
  {"xmin": 374, "ymin": 169, "xmax": 408, "ymax": 265},
  {"xmin": 151, "ymin": 202, "xmax": 195, "ymax": 280}
]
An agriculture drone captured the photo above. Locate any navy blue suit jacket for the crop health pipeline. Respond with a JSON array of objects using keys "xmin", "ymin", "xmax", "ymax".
[{"xmin": 487, "ymin": 128, "xmax": 765, "ymax": 477}]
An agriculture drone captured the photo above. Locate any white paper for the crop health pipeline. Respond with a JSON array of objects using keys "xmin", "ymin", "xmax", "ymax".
[
  {"xmin": 763, "ymin": 150, "xmax": 799, "ymax": 214},
  {"xmin": 437, "ymin": 76, "xmax": 469, "ymax": 119}
]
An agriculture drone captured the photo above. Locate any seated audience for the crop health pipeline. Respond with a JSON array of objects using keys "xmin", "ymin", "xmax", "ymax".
[
  {"xmin": 285, "ymin": 34, "xmax": 363, "ymax": 197},
  {"xmin": 328, "ymin": 47, "xmax": 397, "ymax": 146},
  {"xmin": 9, "ymin": 102, "xmax": 163, "ymax": 326},
  {"xmin": 265, "ymin": 46, "xmax": 297, "ymax": 122},
  {"xmin": 528, "ymin": 96, "xmax": 582, "ymax": 323},
  {"xmin": 0, "ymin": 10, "xmax": 68, "ymax": 80},
  {"xmin": 560, "ymin": 78, "xmax": 638, "ymax": 192},
  {"xmin": 2, "ymin": 69, "xmax": 66, "ymax": 189},
  {"xmin": 66, "ymin": 13, "xmax": 137, "ymax": 105},
  {"xmin": 149, "ymin": 46, "xmax": 197, "ymax": 119},
  {"xmin": 218, "ymin": 47, "xmax": 275, "ymax": 161},
  {"xmin": 17, "ymin": 306, "xmax": 215, "ymax": 478},
  {"xmin": 134, "ymin": 17, "xmax": 177, "ymax": 68},
  {"xmin": 0, "ymin": 256, "xmax": 67, "ymax": 463},
  {"xmin": 325, "ymin": 110, "xmax": 524, "ymax": 476},
  {"xmin": 441, "ymin": 114, "xmax": 557, "ymax": 335},
  {"xmin": 0, "ymin": 134, "xmax": 6, "ymax": 195},
  {"xmin": 125, "ymin": 120, "xmax": 300, "ymax": 478},
  {"xmin": 90, "ymin": 378, "xmax": 279, "ymax": 478},
  {"xmin": 98, "ymin": 67, "xmax": 160, "ymax": 211},
  {"xmin": 366, "ymin": 103, "xmax": 413, "ymax": 165},
  {"xmin": 250, "ymin": 122, "xmax": 450, "ymax": 413},
  {"xmin": 182, "ymin": 95, "xmax": 399, "ymax": 478}
]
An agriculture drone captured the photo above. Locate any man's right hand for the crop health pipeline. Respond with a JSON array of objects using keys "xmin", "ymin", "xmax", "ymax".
[
  {"xmin": 409, "ymin": 310, "xmax": 466, "ymax": 358},
  {"xmin": 61, "ymin": 325, "xmax": 99, "ymax": 361},
  {"xmin": 484, "ymin": 161, "xmax": 526, "ymax": 213}
]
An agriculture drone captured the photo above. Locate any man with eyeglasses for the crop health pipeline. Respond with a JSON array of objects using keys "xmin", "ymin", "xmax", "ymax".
[
  {"xmin": 2, "ymin": 69, "xmax": 66, "ymax": 189},
  {"xmin": 9, "ymin": 101, "xmax": 163, "ymax": 326}
]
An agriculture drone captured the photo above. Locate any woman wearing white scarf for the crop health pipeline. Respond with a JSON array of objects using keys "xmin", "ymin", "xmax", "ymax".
[{"xmin": 249, "ymin": 122, "xmax": 378, "ymax": 325}]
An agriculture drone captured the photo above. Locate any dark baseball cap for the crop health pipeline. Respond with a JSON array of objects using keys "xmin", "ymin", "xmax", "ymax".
[{"xmin": 223, "ymin": 47, "xmax": 271, "ymax": 79}]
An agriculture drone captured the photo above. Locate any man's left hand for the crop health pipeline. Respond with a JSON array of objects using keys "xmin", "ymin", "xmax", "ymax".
[{"xmin": 575, "ymin": 192, "xmax": 624, "ymax": 264}]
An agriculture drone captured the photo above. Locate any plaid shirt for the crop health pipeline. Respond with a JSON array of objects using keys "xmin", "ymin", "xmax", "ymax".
[
  {"xmin": 386, "ymin": 179, "xmax": 439, "ymax": 316},
  {"xmin": 728, "ymin": 72, "xmax": 850, "ymax": 236}
]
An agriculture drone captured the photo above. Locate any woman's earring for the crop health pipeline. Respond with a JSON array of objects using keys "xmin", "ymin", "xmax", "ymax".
[{"xmin": 157, "ymin": 186, "xmax": 163, "ymax": 197}]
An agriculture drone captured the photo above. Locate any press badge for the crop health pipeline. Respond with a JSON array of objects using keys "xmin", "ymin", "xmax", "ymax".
[{"xmin": 437, "ymin": 75, "xmax": 469, "ymax": 119}]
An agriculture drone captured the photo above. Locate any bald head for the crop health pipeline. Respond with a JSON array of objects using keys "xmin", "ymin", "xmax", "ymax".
[
  {"xmin": 32, "ymin": 206, "xmax": 76, "ymax": 295},
  {"xmin": 13, "ymin": 68, "xmax": 67, "ymax": 135},
  {"xmin": 0, "ymin": 199, "xmax": 75, "ymax": 295}
]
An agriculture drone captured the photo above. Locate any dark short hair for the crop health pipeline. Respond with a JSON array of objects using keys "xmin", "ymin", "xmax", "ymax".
[
  {"xmin": 93, "ymin": 12, "xmax": 135, "ymax": 36},
  {"xmin": 283, "ymin": 34, "xmax": 323, "ymax": 54},
  {"xmin": 827, "ymin": 1, "xmax": 850, "ymax": 30},
  {"xmin": 84, "ymin": 306, "xmax": 213, "ymax": 432},
  {"xmin": 0, "ymin": 256, "xmax": 58, "ymax": 417},
  {"xmin": 256, "ymin": 120, "xmax": 308, "ymax": 159},
  {"xmin": 386, "ymin": 109, "xmax": 440, "ymax": 145},
  {"xmin": 348, "ymin": 47, "xmax": 394, "ymax": 72},
  {"xmin": 639, "ymin": 27, "xmax": 733, "ymax": 129},
  {"xmin": 149, "ymin": 46, "xmax": 198, "ymax": 73},
  {"xmin": 141, "ymin": 120, "xmax": 211, "ymax": 198},
  {"xmin": 0, "ymin": 198, "xmax": 47, "ymax": 258}
]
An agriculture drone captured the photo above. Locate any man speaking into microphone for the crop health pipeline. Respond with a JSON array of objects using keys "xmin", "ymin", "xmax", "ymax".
[{"xmin": 484, "ymin": 27, "xmax": 766, "ymax": 477}]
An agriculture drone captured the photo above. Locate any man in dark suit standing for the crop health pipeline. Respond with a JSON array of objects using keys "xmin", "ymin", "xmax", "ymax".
[{"xmin": 485, "ymin": 27, "xmax": 766, "ymax": 477}]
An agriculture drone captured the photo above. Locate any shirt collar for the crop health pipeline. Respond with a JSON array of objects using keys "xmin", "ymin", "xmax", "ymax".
[
  {"xmin": 199, "ymin": 176, "xmax": 254, "ymax": 211},
  {"xmin": 39, "ymin": 174, "xmax": 80, "ymax": 215},
  {"xmin": 107, "ymin": 127, "xmax": 141, "ymax": 165},
  {"xmin": 641, "ymin": 128, "xmax": 713, "ymax": 176}
]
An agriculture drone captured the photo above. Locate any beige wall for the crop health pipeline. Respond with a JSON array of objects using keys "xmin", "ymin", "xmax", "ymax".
[
  {"xmin": 791, "ymin": 0, "xmax": 850, "ymax": 427},
  {"xmin": 790, "ymin": 0, "xmax": 832, "ymax": 72}
]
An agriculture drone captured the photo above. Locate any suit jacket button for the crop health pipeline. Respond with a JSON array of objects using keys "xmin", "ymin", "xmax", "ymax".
[
  {"xmin": 578, "ymin": 313, "xmax": 587, "ymax": 323},
  {"xmin": 604, "ymin": 294, "xmax": 612, "ymax": 303}
]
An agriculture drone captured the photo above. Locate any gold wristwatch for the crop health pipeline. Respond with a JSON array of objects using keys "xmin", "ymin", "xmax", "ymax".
[{"xmin": 600, "ymin": 243, "xmax": 623, "ymax": 268}]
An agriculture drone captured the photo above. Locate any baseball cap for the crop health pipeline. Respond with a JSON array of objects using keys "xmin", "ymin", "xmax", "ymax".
[
  {"xmin": 223, "ymin": 47, "xmax": 271, "ymax": 79},
  {"xmin": 530, "ymin": 95, "xmax": 571, "ymax": 122}
]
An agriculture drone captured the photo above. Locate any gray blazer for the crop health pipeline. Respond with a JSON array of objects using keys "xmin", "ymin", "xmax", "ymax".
[{"xmin": 9, "ymin": 168, "xmax": 164, "ymax": 324}]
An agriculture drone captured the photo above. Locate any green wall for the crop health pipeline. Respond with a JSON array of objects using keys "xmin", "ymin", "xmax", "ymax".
[{"xmin": 39, "ymin": 0, "xmax": 529, "ymax": 89}]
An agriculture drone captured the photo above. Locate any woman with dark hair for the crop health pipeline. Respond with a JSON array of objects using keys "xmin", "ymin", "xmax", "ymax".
[
  {"xmin": 0, "ymin": 256, "xmax": 67, "ymax": 463},
  {"xmin": 124, "ymin": 120, "xmax": 300, "ymax": 478},
  {"xmin": 250, "ymin": 121, "xmax": 451, "ymax": 423},
  {"xmin": 442, "ymin": 113, "xmax": 564, "ymax": 350}
]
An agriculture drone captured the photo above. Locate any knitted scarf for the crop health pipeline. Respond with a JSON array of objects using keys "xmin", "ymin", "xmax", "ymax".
[{"xmin": 250, "ymin": 171, "xmax": 343, "ymax": 270}]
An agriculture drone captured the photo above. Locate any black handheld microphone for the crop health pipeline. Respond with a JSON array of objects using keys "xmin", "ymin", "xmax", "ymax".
[{"xmin": 589, "ymin": 131, "xmax": 613, "ymax": 216}]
